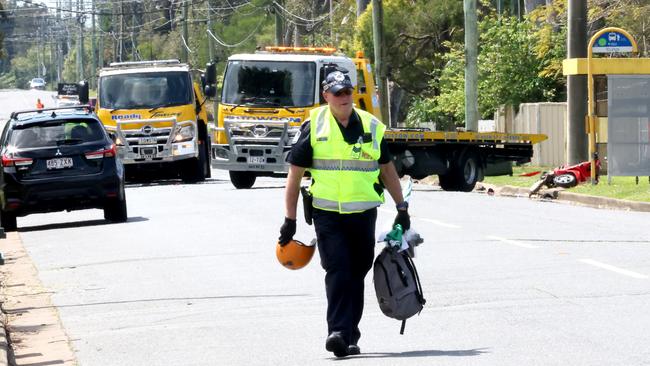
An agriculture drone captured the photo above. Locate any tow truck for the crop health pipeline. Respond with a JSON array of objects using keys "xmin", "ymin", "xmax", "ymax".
[
  {"xmin": 212, "ymin": 47, "xmax": 546, "ymax": 191},
  {"xmin": 95, "ymin": 60, "xmax": 216, "ymax": 182},
  {"xmin": 211, "ymin": 46, "xmax": 380, "ymax": 188}
]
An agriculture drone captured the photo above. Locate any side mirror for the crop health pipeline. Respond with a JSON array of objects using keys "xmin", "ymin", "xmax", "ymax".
[
  {"xmin": 78, "ymin": 80, "xmax": 89, "ymax": 104},
  {"xmin": 204, "ymin": 85, "xmax": 217, "ymax": 98},
  {"xmin": 205, "ymin": 61, "xmax": 217, "ymax": 85}
]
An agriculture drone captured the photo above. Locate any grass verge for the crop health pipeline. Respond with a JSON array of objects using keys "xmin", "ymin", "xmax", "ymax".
[{"xmin": 482, "ymin": 166, "xmax": 650, "ymax": 202}]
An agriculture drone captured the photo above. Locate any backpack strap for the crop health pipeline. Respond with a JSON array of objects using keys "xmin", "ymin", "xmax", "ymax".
[
  {"xmin": 403, "ymin": 252, "xmax": 426, "ymax": 306},
  {"xmin": 400, "ymin": 319, "xmax": 406, "ymax": 335}
]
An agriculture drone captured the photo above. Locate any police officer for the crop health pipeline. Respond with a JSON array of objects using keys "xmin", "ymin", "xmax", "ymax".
[{"xmin": 279, "ymin": 71, "xmax": 410, "ymax": 358}]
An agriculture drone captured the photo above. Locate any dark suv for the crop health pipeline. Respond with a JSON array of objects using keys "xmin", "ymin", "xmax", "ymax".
[{"xmin": 0, "ymin": 106, "xmax": 127, "ymax": 231}]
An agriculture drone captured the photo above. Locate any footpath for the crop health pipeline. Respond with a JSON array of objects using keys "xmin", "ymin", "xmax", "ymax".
[{"xmin": 0, "ymin": 180, "xmax": 648, "ymax": 366}]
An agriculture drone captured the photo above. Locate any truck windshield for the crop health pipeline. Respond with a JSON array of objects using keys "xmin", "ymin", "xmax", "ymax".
[
  {"xmin": 99, "ymin": 72, "xmax": 192, "ymax": 110},
  {"xmin": 222, "ymin": 61, "xmax": 316, "ymax": 107}
]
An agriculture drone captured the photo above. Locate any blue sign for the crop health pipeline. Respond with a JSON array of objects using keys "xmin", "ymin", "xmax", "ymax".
[{"xmin": 592, "ymin": 31, "xmax": 634, "ymax": 53}]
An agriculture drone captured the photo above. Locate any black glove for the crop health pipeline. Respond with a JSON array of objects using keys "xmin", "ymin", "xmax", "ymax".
[
  {"xmin": 278, "ymin": 217, "xmax": 297, "ymax": 246},
  {"xmin": 394, "ymin": 210, "xmax": 410, "ymax": 232}
]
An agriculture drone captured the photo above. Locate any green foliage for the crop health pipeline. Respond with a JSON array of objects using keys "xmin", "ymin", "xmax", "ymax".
[
  {"xmin": 9, "ymin": 45, "xmax": 56, "ymax": 89},
  {"xmin": 353, "ymin": 0, "xmax": 464, "ymax": 95},
  {"xmin": 407, "ymin": 10, "xmax": 566, "ymax": 128}
]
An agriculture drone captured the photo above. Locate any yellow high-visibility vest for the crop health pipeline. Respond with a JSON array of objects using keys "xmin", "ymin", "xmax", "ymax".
[{"xmin": 308, "ymin": 106, "xmax": 386, "ymax": 214}]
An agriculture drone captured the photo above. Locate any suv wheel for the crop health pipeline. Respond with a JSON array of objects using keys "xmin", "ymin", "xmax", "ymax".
[
  {"xmin": 0, "ymin": 210, "xmax": 17, "ymax": 232},
  {"xmin": 104, "ymin": 185, "xmax": 128, "ymax": 223}
]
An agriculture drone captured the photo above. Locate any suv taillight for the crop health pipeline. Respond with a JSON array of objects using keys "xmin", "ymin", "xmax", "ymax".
[
  {"xmin": 2, "ymin": 155, "xmax": 33, "ymax": 167},
  {"xmin": 85, "ymin": 144, "xmax": 116, "ymax": 160}
]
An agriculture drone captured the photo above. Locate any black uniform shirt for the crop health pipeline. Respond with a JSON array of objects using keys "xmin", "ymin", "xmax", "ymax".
[{"xmin": 288, "ymin": 110, "xmax": 392, "ymax": 168}]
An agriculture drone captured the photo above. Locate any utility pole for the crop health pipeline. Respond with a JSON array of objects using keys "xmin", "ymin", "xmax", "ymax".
[
  {"xmin": 330, "ymin": 0, "xmax": 333, "ymax": 45},
  {"xmin": 119, "ymin": 1, "xmax": 124, "ymax": 62},
  {"xmin": 207, "ymin": 0, "xmax": 214, "ymax": 62},
  {"xmin": 56, "ymin": 0, "xmax": 62, "ymax": 83},
  {"xmin": 464, "ymin": 0, "xmax": 478, "ymax": 131},
  {"xmin": 77, "ymin": 0, "xmax": 84, "ymax": 81},
  {"xmin": 275, "ymin": 1, "xmax": 283, "ymax": 46},
  {"xmin": 356, "ymin": 0, "xmax": 370, "ymax": 17},
  {"xmin": 91, "ymin": 0, "xmax": 96, "ymax": 88},
  {"xmin": 98, "ymin": 2, "xmax": 104, "ymax": 69},
  {"xmin": 181, "ymin": 0, "xmax": 189, "ymax": 63},
  {"xmin": 372, "ymin": 0, "xmax": 390, "ymax": 126},
  {"xmin": 567, "ymin": 0, "xmax": 588, "ymax": 164},
  {"xmin": 207, "ymin": 0, "xmax": 218, "ymax": 122},
  {"xmin": 131, "ymin": 0, "xmax": 137, "ymax": 60}
]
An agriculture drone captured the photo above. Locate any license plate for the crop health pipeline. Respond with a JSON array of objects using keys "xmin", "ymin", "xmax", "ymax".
[
  {"xmin": 140, "ymin": 147, "xmax": 156, "ymax": 159},
  {"xmin": 46, "ymin": 157, "xmax": 73, "ymax": 170},
  {"xmin": 139, "ymin": 137, "xmax": 157, "ymax": 145},
  {"xmin": 248, "ymin": 156, "xmax": 266, "ymax": 164}
]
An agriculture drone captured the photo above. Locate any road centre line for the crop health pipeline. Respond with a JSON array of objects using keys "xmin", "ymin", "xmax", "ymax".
[
  {"xmin": 378, "ymin": 208, "xmax": 461, "ymax": 229},
  {"xmin": 419, "ymin": 218, "xmax": 462, "ymax": 229},
  {"xmin": 579, "ymin": 259, "xmax": 649, "ymax": 279},
  {"xmin": 486, "ymin": 235, "xmax": 539, "ymax": 249}
]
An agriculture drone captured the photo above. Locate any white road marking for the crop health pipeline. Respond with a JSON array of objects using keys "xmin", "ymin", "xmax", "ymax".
[
  {"xmin": 579, "ymin": 259, "xmax": 649, "ymax": 279},
  {"xmin": 378, "ymin": 208, "xmax": 462, "ymax": 229},
  {"xmin": 487, "ymin": 235, "xmax": 539, "ymax": 249},
  {"xmin": 419, "ymin": 218, "xmax": 461, "ymax": 229}
]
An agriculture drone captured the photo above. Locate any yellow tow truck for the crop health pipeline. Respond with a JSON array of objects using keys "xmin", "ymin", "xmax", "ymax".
[
  {"xmin": 211, "ymin": 46, "xmax": 380, "ymax": 188},
  {"xmin": 212, "ymin": 47, "xmax": 547, "ymax": 191},
  {"xmin": 95, "ymin": 60, "xmax": 216, "ymax": 182}
]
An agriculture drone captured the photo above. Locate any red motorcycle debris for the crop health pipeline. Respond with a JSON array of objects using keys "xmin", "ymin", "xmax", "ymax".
[{"xmin": 529, "ymin": 160, "xmax": 600, "ymax": 196}]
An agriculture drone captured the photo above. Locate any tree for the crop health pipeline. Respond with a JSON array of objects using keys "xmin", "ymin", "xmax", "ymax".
[{"xmin": 407, "ymin": 11, "xmax": 566, "ymax": 128}]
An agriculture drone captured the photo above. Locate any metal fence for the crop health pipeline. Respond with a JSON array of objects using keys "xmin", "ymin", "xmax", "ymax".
[{"xmin": 495, "ymin": 102, "xmax": 567, "ymax": 166}]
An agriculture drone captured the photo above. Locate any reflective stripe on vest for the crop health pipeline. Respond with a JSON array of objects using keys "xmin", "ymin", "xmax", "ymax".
[
  {"xmin": 312, "ymin": 159, "xmax": 379, "ymax": 172},
  {"xmin": 312, "ymin": 197, "xmax": 382, "ymax": 213}
]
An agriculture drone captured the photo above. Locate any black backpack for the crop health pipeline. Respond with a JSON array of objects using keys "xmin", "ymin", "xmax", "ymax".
[{"xmin": 373, "ymin": 246, "xmax": 426, "ymax": 334}]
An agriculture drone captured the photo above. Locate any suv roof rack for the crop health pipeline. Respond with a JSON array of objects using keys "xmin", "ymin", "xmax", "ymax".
[
  {"xmin": 108, "ymin": 60, "xmax": 181, "ymax": 68},
  {"xmin": 10, "ymin": 105, "xmax": 93, "ymax": 120}
]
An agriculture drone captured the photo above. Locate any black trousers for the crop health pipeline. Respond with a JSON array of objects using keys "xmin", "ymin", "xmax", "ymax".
[{"xmin": 313, "ymin": 207, "xmax": 377, "ymax": 345}]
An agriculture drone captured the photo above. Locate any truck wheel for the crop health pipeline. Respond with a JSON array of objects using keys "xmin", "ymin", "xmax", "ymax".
[
  {"xmin": 230, "ymin": 171, "xmax": 256, "ymax": 189},
  {"xmin": 440, "ymin": 150, "xmax": 482, "ymax": 192},
  {"xmin": 438, "ymin": 173, "xmax": 458, "ymax": 191},
  {"xmin": 181, "ymin": 142, "xmax": 208, "ymax": 183},
  {"xmin": 1, "ymin": 210, "xmax": 17, "ymax": 232},
  {"xmin": 104, "ymin": 185, "xmax": 128, "ymax": 223},
  {"xmin": 204, "ymin": 143, "xmax": 212, "ymax": 179},
  {"xmin": 552, "ymin": 173, "xmax": 577, "ymax": 188},
  {"xmin": 456, "ymin": 151, "xmax": 482, "ymax": 192}
]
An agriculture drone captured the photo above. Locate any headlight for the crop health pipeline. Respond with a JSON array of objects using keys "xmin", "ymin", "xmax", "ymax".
[{"xmin": 174, "ymin": 124, "xmax": 195, "ymax": 142}]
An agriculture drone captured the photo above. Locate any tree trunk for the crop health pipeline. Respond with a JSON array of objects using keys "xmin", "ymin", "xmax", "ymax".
[{"xmin": 356, "ymin": 0, "xmax": 370, "ymax": 17}]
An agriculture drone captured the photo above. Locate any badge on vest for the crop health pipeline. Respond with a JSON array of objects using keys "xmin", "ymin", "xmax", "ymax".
[
  {"xmin": 351, "ymin": 144, "xmax": 361, "ymax": 159},
  {"xmin": 351, "ymin": 137, "xmax": 362, "ymax": 159}
]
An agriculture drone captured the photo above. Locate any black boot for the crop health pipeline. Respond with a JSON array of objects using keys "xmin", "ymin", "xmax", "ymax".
[{"xmin": 325, "ymin": 332, "xmax": 348, "ymax": 358}]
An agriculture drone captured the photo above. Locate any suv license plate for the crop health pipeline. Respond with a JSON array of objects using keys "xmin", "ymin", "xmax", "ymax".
[
  {"xmin": 139, "ymin": 137, "xmax": 157, "ymax": 145},
  {"xmin": 248, "ymin": 156, "xmax": 266, "ymax": 164},
  {"xmin": 47, "ymin": 157, "xmax": 73, "ymax": 170},
  {"xmin": 140, "ymin": 147, "xmax": 156, "ymax": 159}
]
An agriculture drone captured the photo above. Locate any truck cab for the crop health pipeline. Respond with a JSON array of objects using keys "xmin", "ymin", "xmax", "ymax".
[
  {"xmin": 96, "ymin": 60, "xmax": 212, "ymax": 182},
  {"xmin": 212, "ymin": 47, "xmax": 380, "ymax": 189}
]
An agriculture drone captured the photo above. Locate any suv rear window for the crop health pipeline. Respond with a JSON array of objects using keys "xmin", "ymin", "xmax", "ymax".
[{"xmin": 10, "ymin": 120, "xmax": 106, "ymax": 148}]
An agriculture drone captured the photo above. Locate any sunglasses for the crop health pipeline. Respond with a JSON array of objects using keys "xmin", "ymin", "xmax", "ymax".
[{"xmin": 333, "ymin": 89, "xmax": 353, "ymax": 97}]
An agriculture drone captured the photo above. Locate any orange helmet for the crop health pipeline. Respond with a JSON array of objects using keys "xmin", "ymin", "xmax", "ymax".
[{"xmin": 276, "ymin": 239, "xmax": 316, "ymax": 270}]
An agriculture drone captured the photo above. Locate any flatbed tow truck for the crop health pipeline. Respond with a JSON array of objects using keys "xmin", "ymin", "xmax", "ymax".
[{"xmin": 211, "ymin": 46, "xmax": 547, "ymax": 191}]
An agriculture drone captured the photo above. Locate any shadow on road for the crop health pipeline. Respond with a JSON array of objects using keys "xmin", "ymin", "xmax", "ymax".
[
  {"xmin": 340, "ymin": 348, "xmax": 490, "ymax": 359},
  {"xmin": 17, "ymin": 216, "xmax": 149, "ymax": 232},
  {"xmin": 126, "ymin": 177, "xmax": 231, "ymax": 189}
]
